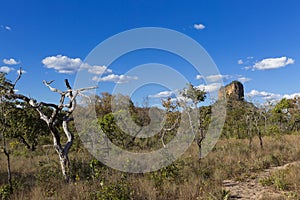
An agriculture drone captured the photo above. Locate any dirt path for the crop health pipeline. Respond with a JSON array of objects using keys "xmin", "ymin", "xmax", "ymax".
[{"xmin": 222, "ymin": 161, "xmax": 300, "ymax": 199}]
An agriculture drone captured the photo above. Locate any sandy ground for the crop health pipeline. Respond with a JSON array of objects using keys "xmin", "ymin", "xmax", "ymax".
[{"xmin": 222, "ymin": 161, "xmax": 300, "ymax": 200}]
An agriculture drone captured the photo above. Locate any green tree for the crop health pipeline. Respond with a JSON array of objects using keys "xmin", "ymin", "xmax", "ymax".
[
  {"xmin": 180, "ymin": 83, "xmax": 207, "ymax": 160},
  {"xmin": 272, "ymin": 98, "xmax": 293, "ymax": 133}
]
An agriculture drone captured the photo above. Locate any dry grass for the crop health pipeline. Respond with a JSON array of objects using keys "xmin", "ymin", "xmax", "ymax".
[{"xmin": 1, "ymin": 134, "xmax": 300, "ymax": 199}]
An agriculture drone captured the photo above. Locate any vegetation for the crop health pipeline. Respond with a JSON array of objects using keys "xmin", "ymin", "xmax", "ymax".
[{"xmin": 1, "ymin": 72, "xmax": 300, "ymax": 199}]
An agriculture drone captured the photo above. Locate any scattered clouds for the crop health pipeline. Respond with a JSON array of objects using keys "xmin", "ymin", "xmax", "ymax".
[
  {"xmin": 92, "ymin": 74, "xmax": 138, "ymax": 84},
  {"xmin": 0, "ymin": 66, "xmax": 14, "ymax": 73},
  {"xmin": 87, "ymin": 65, "xmax": 112, "ymax": 75},
  {"xmin": 17, "ymin": 69, "xmax": 26, "ymax": 75},
  {"xmin": 0, "ymin": 25, "xmax": 12, "ymax": 31},
  {"xmin": 149, "ymin": 91, "xmax": 175, "ymax": 98},
  {"xmin": 43, "ymin": 55, "xmax": 136, "ymax": 84},
  {"xmin": 3, "ymin": 58, "xmax": 19, "ymax": 65},
  {"xmin": 5, "ymin": 26, "xmax": 11, "ymax": 31},
  {"xmin": 196, "ymin": 75, "xmax": 204, "ymax": 80},
  {"xmin": 246, "ymin": 56, "xmax": 295, "ymax": 71},
  {"xmin": 247, "ymin": 90, "xmax": 281, "ymax": 101},
  {"xmin": 42, "ymin": 55, "xmax": 111, "ymax": 74},
  {"xmin": 149, "ymin": 82, "xmax": 222, "ymax": 100},
  {"xmin": 197, "ymin": 83, "xmax": 222, "ymax": 93},
  {"xmin": 237, "ymin": 77, "xmax": 251, "ymax": 84},
  {"xmin": 197, "ymin": 74, "xmax": 232, "ymax": 82},
  {"xmin": 197, "ymin": 74, "xmax": 251, "ymax": 84},
  {"xmin": 247, "ymin": 89, "xmax": 300, "ymax": 103},
  {"xmin": 193, "ymin": 23, "xmax": 205, "ymax": 30},
  {"xmin": 206, "ymin": 74, "xmax": 232, "ymax": 82},
  {"xmin": 283, "ymin": 93, "xmax": 300, "ymax": 99},
  {"xmin": 238, "ymin": 56, "xmax": 254, "ymax": 66}
]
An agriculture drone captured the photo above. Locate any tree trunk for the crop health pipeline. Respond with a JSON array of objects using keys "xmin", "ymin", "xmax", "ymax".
[
  {"xmin": 51, "ymin": 120, "xmax": 73, "ymax": 182},
  {"xmin": 57, "ymin": 150, "xmax": 70, "ymax": 182},
  {"xmin": 196, "ymin": 137, "xmax": 203, "ymax": 161},
  {"xmin": 3, "ymin": 139, "xmax": 13, "ymax": 192},
  {"xmin": 248, "ymin": 129, "xmax": 252, "ymax": 150},
  {"xmin": 258, "ymin": 130, "xmax": 263, "ymax": 150}
]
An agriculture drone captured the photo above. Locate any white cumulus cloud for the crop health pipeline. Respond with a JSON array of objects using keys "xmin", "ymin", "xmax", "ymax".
[
  {"xmin": 197, "ymin": 83, "xmax": 222, "ymax": 93},
  {"xmin": 194, "ymin": 23, "xmax": 205, "ymax": 30},
  {"xmin": 0, "ymin": 66, "xmax": 14, "ymax": 73},
  {"xmin": 42, "ymin": 55, "xmax": 82, "ymax": 74},
  {"xmin": 42, "ymin": 55, "xmax": 111, "ymax": 75},
  {"xmin": 237, "ymin": 77, "xmax": 251, "ymax": 83},
  {"xmin": 3, "ymin": 58, "xmax": 19, "ymax": 65},
  {"xmin": 92, "ymin": 74, "xmax": 138, "ymax": 84},
  {"xmin": 238, "ymin": 59, "xmax": 244, "ymax": 65},
  {"xmin": 283, "ymin": 93, "xmax": 300, "ymax": 99},
  {"xmin": 248, "ymin": 56, "xmax": 295, "ymax": 71},
  {"xmin": 206, "ymin": 74, "xmax": 231, "ymax": 82},
  {"xmin": 149, "ymin": 91, "xmax": 175, "ymax": 98},
  {"xmin": 247, "ymin": 90, "xmax": 281, "ymax": 101},
  {"xmin": 87, "ymin": 65, "xmax": 112, "ymax": 75},
  {"xmin": 17, "ymin": 69, "xmax": 26, "ymax": 75},
  {"xmin": 196, "ymin": 75, "xmax": 204, "ymax": 80}
]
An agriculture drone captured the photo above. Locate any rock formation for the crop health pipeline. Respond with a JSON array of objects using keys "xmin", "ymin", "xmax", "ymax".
[{"xmin": 218, "ymin": 81, "xmax": 244, "ymax": 101}]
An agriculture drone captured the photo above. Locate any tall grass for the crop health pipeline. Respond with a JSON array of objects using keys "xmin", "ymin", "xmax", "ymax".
[{"xmin": 1, "ymin": 134, "xmax": 300, "ymax": 199}]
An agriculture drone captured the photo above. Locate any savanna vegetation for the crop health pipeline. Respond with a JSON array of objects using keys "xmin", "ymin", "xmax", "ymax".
[{"xmin": 1, "ymin": 72, "xmax": 300, "ymax": 199}]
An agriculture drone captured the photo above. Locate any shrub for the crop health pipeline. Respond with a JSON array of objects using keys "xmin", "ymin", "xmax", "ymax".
[{"xmin": 0, "ymin": 184, "xmax": 11, "ymax": 200}]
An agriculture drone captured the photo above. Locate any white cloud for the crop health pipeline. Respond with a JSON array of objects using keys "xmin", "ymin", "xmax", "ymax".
[
  {"xmin": 87, "ymin": 65, "xmax": 112, "ymax": 75},
  {"xmin": 194, "ymin": 23, "xmax": 205, "ymax": 30},
  {"xmin": 237, "ymin": 77, "xmax": 251, "ymax": 83},
  {"xmin": 42, "ymin": 55, "xmax": 81, "ymax": 74},
  {"xmin": 247, "ymin": 90, "xmax": 281, "ymax": 101},
  {"xmin": 0, "ymin": 25, "xmax": 11, "ymax": 31},
  {"xmin": 42, "ymin": 55, "xmax": 111, "ymax": 74},
  {"xmin": 197, "ymin": 74, "xmax": 250, "ymax": 84},
  {"xmin": 5, "ymin": 26, "xmax": 11, "ymax": 31},
  {"xmin": 0, "ymin": 66, "xmax": 14, "ymax": 73},
  {"xmin": 196, "ymin": 75, "xmax": 204, "ymax": 80},
  {"xmin": 197, "ymin": 83, "xmax": 222, "ymax": 93},
  {"xmin": 247, "ymin": 89, "xmax": 300, "ymax": 103},
  {"xmin": 283, "ymin": 93, "xmax": 300, "ymax": 99},
  {"xmin": 238, "ymin": 59, "xmax": 243, "ymax": 65},
  {"xmin": 149, "ymin": 91, "xmax": 175, "ymax": 98},
  {"xmin": 92, "ymin": 74, "xmax": 138, "ymax": 84},
  {"xmin": 248, "ymin": 56, "xmax": 295, "ymax": 71},
  {"xmin": 206, "ymin": 74, "xmax": 231, "ymax": 82},
  {"xmin": 3, "ymin": 58, "xmax": 19, "ymax": 65},
  {"xmin": 17, "ymin": 69, "xmax": 26, "ymax": 75}
]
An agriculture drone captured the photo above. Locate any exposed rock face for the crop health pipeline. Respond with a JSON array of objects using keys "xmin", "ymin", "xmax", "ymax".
[{"xmin": 218, "ymin": 81, "xmax": 244, "ymax": 101}]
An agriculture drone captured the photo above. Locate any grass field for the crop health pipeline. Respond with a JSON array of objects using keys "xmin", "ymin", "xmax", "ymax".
[{"xmin": 1, "ymin": 134, "xmax": 300, "ymax": 199}]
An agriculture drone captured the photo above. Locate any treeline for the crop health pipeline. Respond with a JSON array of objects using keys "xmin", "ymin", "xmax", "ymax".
[{"xmin": 1, "ymin": 70, "xmax": 300, "ymax": 198}]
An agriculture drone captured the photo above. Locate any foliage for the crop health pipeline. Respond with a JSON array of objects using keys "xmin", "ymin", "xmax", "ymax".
[
  {"xmin": 2, "ymin": 72, "xmax": 300, "ymax": 199},
  {"xmin": 0, "ymin": 184, "xmax": 11, "ymax": 200},
  {"xmin": 93, "ymin": 178, "xmax": 131, "ymax": 200},
  {"xmin": 260, "ymin": 170, "xmax": 289, "ymax": 191}
]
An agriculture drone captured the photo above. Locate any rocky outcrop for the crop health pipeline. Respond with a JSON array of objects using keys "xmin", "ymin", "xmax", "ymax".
[{"xmin": 218, "ymin": 81, "xmax": 244, "ymax": 101}]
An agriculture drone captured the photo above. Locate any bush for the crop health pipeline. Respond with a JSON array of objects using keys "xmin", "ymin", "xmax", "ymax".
[{"xmin": 0, "ymin": 184, "xmax": 11, "ymax": 200}]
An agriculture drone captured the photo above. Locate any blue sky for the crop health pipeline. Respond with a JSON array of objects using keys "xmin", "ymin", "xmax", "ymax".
[{"xmin": 1, "ymin": 0, "xmax": 300, "ymax": 106}]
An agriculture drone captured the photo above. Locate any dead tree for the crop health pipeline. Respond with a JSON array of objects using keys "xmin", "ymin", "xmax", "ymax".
[{"xmin": 6, "ymin": 71, "xmax": 96, "ymax": 182}]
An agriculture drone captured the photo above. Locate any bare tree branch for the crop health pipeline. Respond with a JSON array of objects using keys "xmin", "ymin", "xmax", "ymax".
[{"xmin": 6, "ymin": 74, "xmax": 96, "ymax": 182}]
